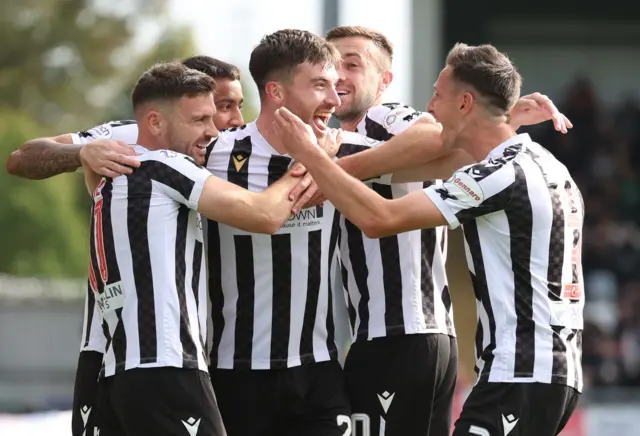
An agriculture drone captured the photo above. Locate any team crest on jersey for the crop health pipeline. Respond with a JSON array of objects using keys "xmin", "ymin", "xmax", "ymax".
[
  {"xmin": 232, "ymin": 153, "xmax": 249, "ymax": 171},
  {"xmin": 441, "ymin": 171, "xmax": 484, "ymax": 207}
]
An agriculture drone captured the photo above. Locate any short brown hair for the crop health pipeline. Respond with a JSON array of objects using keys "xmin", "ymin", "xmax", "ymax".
[
  {"xmin": 445, "ymin": 43, "xmax": 522, "ymax": 115},
  {"xmin": 131, "ymin": 62, "xmax": 216, "ymax": 109},
  {"xmin": 249, "ymin": 29, "xmax": 341, "ymax": 97},
  {"xmin": 182, "ymin": 56, "xmax": 241, "ymax": 81},
  {"xmin": 326, "ymin": 25, "xmax": 393, "ymax": 69}
]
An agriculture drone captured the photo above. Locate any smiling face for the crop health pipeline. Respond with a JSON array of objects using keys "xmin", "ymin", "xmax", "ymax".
[
  {"xmin": 279, "ymin": 61, "xmax": 341, "ymax": 137},
  {"xmin": 161, "ymin": 93, "xmax": 218, "ymax": 164},
  {"xmin": 213, "ymin": 78, "xmax": 244, "ymax": 130},
  {"xmin": 331, "ymin": 36, "xmax": 389, "ymax": 122}
]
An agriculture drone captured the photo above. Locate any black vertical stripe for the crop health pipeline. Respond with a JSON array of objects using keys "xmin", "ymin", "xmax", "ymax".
[
  {"xmin": 208, "ymin": 221, "xmax": 224, "ymax": 364},
  {"xmin": 420, "ymin": 227, "xmax": 436, "ymax": 328},
  {"xmin": 267, "ymin": 155, "xmax": 292, "ymax": 186},
  {"xmin": 191, "ymin": 240, "xmax": 206, "ymax": 353},
  {"xmin": 550, "ymin": 325, "xmax": 568, "ymax": 383},
  {"xmin": 372, "ymin": 183, "xmax": 405, "ymax": 334},
  {"xmin": 346, "ymin": 219, "xmax": 371, "ymax": 340},
  {"xmin": 233, "ymin": 235, "xmax": 254, "ymax": 369},
  {"xmin": 464, "ymin": 220, "xmax": 497, "ymax": 380},
  {"xmin": 526, "ymin": 149, "xmax": 565, "ymax": 302},
  {"xmin": 126, "ymin": 174, "xmax": 157, "ymax": 362},
  {"xmin": 325, "ymin": 210, "xmax": 341, "ymax": 355},
  {"xmin": 227, "ymin": 138, "xmax": 253, "ymax": 369},
  {"xmin": 100, "ymin": 180, "xmax": 127, "ymax": 369},
  {"xmin": 364, "ymin": 117, "xmax": 394, "ymax": 141},
  {"xmin": 300, "ymin": 230, "xmax": 323, "ymax": 363},
  {"xmin": 175, "ymin": 206, "xmax": 199, "ymax": 368},
  {"xmin": 227, "ymin": 137, "xmax": 252, "ymax": 187},
  {"xmin": 506, "ymin": 163, "xmax": 536, "ymax": 376},
  {"xmin": 101, "ymin": 322, "xmax": 112, "ymax": 378},
  {"xmin": 83, "ymin": 283, "xmax": 95, "ymax": 348},
  {"xmin": 547, "ymin": 189, "xmax": 565, "ymax": 301},
  {"xmin": 112, "ymin": 309, "xmax": 127, "ymax": 373},
  {"xmin": 271, "ymin": 234, "xmax": 292, "ymax": 363}
]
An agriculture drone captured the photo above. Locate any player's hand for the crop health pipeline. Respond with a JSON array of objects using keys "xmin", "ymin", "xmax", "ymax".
[
  {"xmin": 273, "ymin": 107, "xmax": 319, "ymax": 161},
  {"xmin": 511, "ymin": 93, "xmax": 573, "ymax": 133},
  {"xmin": 80, "ymin": 139, "xmax": 141, "ymax": 178},
  {"xmin": 317, "ymin": 128, "xmax": 343, "ymax": 158}
]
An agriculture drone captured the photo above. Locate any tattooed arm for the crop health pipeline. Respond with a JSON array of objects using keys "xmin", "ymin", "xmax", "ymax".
[
  {"xmin": 5, "ymin": 134, "xmax": 83, "ymax": 180},
  {"xmin": 6, "ymin": 135, "xmax": 140, "ymax": 180}
]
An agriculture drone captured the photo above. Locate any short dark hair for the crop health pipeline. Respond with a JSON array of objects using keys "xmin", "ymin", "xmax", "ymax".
[
  {"xmin": 249, "ymin": 29, "xmax": 341, "ymax": 97},
  {"xmin": 182, "ymin": 55, "xmax": 241, "ymax": 81},
  {"xmin": 445, "ymin": 43, "xmax": 522, "ymax": 115},
  {"xmin": 326, "ymin": 25, "xmax": 393, "ymax": 69},
  {"xmin": 131, "ymin": 62, "xmax": 215, "ymax": 109}
]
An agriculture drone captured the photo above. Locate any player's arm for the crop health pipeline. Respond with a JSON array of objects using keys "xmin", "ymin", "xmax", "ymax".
[
  {"xmin": 389, "ymin": 148, "xmax": 475, "ymax": 183},
  {"xmin": 198, "ymin": 166, "xmax": 306, "ymax": 234},
  {"xmin": 5, "ymin": 134, "xmax": 83, "ymax": 179},
  {"xmin": 337, "ymin": 115, "xmax": 446, "ymax": 182},
  {"xmin": 5, "ymin": 123, "xmax": 140, "ymax": 180},
  {"xmin": 275, "ymin": 107, "xmax": 516, "ymax": 237},
  {"xmin": 147, "ymin": 152, "xmax": 304, "ymax": 234},
  {"xmin": 510, "ymin": 92, "xmax": 573, "ymax": 133}
]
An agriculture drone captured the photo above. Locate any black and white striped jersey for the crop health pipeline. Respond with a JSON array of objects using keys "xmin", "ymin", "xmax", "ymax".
[
  {"xmin": 423, "ymin": 133, "xmax": 584, "ymax": 391},
  {"xmin": 88, "ymin": 145, "xmax": 211, "ymax": 377},
  {"xmin": 205, "ymin": 122, "xmax": 382, "ymax": 370},
  {"xmin": 72, "ymin": 120, "xmax": 138, "ymax": 354},
  {"xmin": 341, "ymin": 103, "xmax": 454, "ymax": 341}
]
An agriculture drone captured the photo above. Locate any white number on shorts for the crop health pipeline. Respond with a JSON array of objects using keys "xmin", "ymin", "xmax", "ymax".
[
  {"xmin": 469, "ymin": 425, "xmax": 490, "ymax": 436},
  {"xmin": 351, "ymin": 413, "xmax": 371, "ymax": 436},
  {"xmin": 337, "ymin": 414, "xmax": 352, "ymax": 436}
]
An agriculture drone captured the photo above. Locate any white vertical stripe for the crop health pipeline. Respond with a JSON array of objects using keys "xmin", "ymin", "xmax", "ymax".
[
  {"xmin": 147, "ymin": 182, "xmax": 181, "ymax": 368},
  {"xmin": 520, "ymin": 156, "xmax": 555, "ymax": 383},
  {"xmin": 400, "ymin": 226, "xmax": 424, "ymax": 333},
  {"xmin": 365, "ymin": 235, "xmax": 386, "ymax": 339},
  {"xmin": 217, "ymin": 223, "xmax": 238, "ymax": 369},
  {"xmin": 185, "ymin": 211, "xmax": 207, "ymax": 369},
  {"xmin": 251, "ymin": 234, "xmax": 273, "ymax": 369},
  {"xmin": 111, "ymin": 177, "xmax": 140, "ymax": 369},
  {"xmin": 288, "ymin": 231, "xmax": 308, "ymax": 367},
  {"xmin": 476, "ymin": 212, "xmax": 514, "ymax": 383},
  {"xmin": 313, "ymin": 203, "xmax": 336, "ymax": 363}
]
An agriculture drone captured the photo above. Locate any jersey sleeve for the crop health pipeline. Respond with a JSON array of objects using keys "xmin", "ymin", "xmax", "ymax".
[
  {"xmin": 367, "ymin": 103, "xmax": 434, "ymax": 137},
  {"xmin": 70, "ymin": 120, "xmax": 138, "ymax": 145},
  {"xmin": 422, "ymin": 160, "xmax": 517, "ymax": 229},
  {"xmin": 140, "ymin": 151, "xmax": 212, "ymax": 210}
]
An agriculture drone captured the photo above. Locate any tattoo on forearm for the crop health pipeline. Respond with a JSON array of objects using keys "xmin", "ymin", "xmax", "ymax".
[{"xmin": 15, "ymin": 141, "xmax": 81, "ymax": 180}]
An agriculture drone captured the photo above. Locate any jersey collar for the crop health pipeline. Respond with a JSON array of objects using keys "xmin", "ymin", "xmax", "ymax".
[{"xmin": 485, "ymin": 133, "xmax": 532, "ymax": 160}]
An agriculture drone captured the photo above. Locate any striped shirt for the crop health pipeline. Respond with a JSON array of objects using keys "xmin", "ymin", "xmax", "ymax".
[
  {"xmin": 206, "ymin": 122, "xmax": 382, "ymax": 369},
  {"xmin": 341, "ymin": 102, "xmax": 454, "ymax": 341},
  {"xmin": 73, "ymin": 120, "xmax": 138, "ymax": 354},
  {"xmin": 88, "ymin": 146, "xmax": 211, "ymax": 377},
  {"xmin": 423, "ymin": 133, "xmax": 584, "ymax": 391}
]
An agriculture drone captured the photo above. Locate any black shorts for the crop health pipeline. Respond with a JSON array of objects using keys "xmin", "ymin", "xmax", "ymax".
[
  {"xmin": 452, "ymin": 382, "xmax": 580, "ymax": 436},
  {"xmin": 96, "ymin": 367, "xmax": 226, "ymax": 436},
  {"xmin": 210, "ymin": 360, "xmax": 350, "ymax": 436},
  {"xmin": 72, "ymin": 350, "xmax": 102, "ymax": 436},
  {"xmin": 344, "ymin": 333, "xmax": 458, "ymax": 436}
]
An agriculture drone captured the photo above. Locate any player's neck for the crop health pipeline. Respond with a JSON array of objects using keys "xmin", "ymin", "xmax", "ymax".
[
  {"xmin": 136, "ymin": 133, "xmax": 162, "ymax": 151},
  {"xmin": 460, "ymin": 123, "xmax": 517, "ymax": 162},
  {"xmin": 255, "ymin": 111, "xmax": 288, "ymax": 155},
  {"xmin": 338, "ymin": 96, "xmax": 385, "ymax": 132}
]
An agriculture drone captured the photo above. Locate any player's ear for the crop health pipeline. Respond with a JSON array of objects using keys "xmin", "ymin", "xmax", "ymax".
[
  {"xmin": 265, "ymin": 81, "xmax": 285, "ymax": 105},
  {"xmin": 460, "ymin": 93, "xmax": 474, "ymax": 115},
  {"xmin": 381, "ymin": 70, "xmax": 393, "ymax": 92},
  {"xmin": 147, "ymin": 110, "xmax": 164, "ymax": 136}
]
